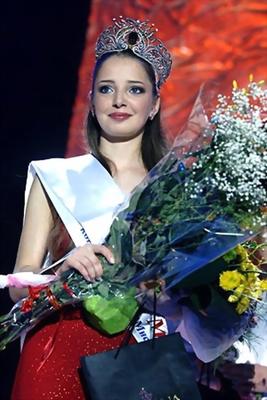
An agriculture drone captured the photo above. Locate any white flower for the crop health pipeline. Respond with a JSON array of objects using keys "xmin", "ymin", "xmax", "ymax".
[{"xmin": 186, "ymin": 80, "xmax": 267, "ymax": 220}]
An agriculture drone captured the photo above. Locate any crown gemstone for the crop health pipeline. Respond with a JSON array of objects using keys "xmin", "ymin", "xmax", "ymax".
[{"xmin": 128, "ymin": 31, "xmax": 139, "ymax": 45}]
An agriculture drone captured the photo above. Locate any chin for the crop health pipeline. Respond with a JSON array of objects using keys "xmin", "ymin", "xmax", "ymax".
[{"xmin": 101, "ymin": 128, "xmax": 144, "ymax": 142}]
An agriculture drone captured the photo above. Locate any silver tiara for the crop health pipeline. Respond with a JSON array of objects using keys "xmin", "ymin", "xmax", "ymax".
[{"xmin": 95, "ymin": 17, "xmax": 172, "ymax": 88}]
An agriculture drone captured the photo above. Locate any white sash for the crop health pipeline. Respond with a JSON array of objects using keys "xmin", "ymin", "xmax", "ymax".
[{"xmin": 25, "ymin": 154, "xmax": 128, "ymax": 248}]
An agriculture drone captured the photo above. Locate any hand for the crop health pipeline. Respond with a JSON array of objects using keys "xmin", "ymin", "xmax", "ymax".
[
  {"xmin": 138, "ymin": 280, "xmax": 182, "ymax": 322},
  {"xmin": 57, "ymin": 244, "xmax": 114, "ymax": 281},
  {"xmin": 219, "ymin": 362, "xmax": 256, "ymax": 399},
  {"xmin": 220, "ymin": 362, "xmax": 267, "ymax": 396},
  {"xmin": 138, "ymin": 279, "xmax": 165, "ymax": 304}
]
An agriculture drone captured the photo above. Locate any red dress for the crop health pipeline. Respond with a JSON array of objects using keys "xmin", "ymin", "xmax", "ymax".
[{"xmin": 12, "ymin": 306, "xmax": 133, "ymax": 400}]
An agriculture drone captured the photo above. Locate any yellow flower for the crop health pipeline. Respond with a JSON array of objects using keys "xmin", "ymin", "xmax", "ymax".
[
  {"xmin": 236, "ymin": 296, "xmax": 250, "ymax": 314},
  {"xmin": 227, "ymin": 294, "xmax": 239, "ymax": 303},
  {"xmin": 240, "ymin": 260, "xmax": 257, "ymax": 272},
  {"xmin": 219, "ymin": 243, "xmax": 266, "ymax": 315},
  {"xmin": 228, "ymin": 294, "xmax": 239, "ymax": 303},
  {"xmin": 246, "ymin": 273, "xmax": 259, "ymax": 285},
  {"xmin": 260, "ymin": 280, "xmax": 267, "ymax": 291},
  {"xmin": 235, "ymin": 245, "xmax": 249, "ymax": 262},
  {"xmin": 219, "ymin": 270, "xmax": 243, "ymax": 291},
  {"xmin": 233, "ymin": 80, "xmax": 238, "ymax": 89},
  {"xmin": 250, "ymin": 288, "xmax": 262, "ymax": 300},
  {"xmin": 234, "ymin": 284, "xmax": 245, "ymax": 297}
]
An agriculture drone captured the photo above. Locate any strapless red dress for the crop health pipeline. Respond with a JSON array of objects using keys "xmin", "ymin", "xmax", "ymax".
[{"xmin": 11, "ymin": 306, "xmax": 133, "ymax": 400}]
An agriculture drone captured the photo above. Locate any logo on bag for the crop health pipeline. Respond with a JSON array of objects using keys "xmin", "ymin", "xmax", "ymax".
[
  {"xmin": 139, "ymin": 388, "xmax": 181, "ymax": 400},
  {"xmin": 133, "ymin": 313, "xmax": 168, "ymax": 343}
]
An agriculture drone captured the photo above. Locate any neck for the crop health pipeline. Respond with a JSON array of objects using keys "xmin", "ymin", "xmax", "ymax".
[{"xmin": 99, "ymin": 134, "xmax": 144, "ymax": 171}]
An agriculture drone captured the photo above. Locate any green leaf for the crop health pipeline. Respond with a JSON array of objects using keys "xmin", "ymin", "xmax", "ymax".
[{"xmin": 97, "ymin": 282, "xmax": 110, "ymax": 298}]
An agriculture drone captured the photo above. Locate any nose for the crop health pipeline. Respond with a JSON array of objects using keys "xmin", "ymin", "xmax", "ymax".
[{"xmin": 112, "ymin": 90, "xmax": 126, "ymax": 108}]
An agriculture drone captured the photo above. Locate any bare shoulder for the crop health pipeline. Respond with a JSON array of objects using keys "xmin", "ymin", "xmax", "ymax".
[{"xmin": 14, "ymin": 175, "xmax": 54, "ymax": 273}]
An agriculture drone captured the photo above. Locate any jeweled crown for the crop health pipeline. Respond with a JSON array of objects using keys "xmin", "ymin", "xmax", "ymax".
[{"xmin": 95, "ymin": 17, "xmax": 172, "ymax": 88}]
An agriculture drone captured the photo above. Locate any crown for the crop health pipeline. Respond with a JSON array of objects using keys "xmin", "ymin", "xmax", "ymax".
[{"xmin": 95, "ymin": 17, "xmax": 172, "ymax": 88}]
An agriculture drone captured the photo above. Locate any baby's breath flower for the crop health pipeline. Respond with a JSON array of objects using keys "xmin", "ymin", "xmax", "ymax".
[{"xmin": 186, "ymin": 80, "xmax": 267, "ymax": 226}]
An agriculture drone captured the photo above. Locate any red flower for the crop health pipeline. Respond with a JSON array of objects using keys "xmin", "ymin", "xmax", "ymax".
[
  {"xmin": 20, "ymin": 285, "xmax": 48, "ymax": 313},
  {"xmin": 20, "ymin": 298, "xmax": 34, "ymax": 313}
]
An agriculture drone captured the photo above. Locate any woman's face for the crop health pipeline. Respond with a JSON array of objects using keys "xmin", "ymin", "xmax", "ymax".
[{"xmin": 92, "ymin": 54, "xmax": 160, "ymax": 142}]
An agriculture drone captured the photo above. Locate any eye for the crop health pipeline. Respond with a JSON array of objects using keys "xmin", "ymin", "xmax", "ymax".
[
  {"xmin": 98, "ymin": 85, "xmax": 113, "ymax": 94},
  {"xmin": 129, "ymin": 86, "xmax": 145, "ymax": 94}
]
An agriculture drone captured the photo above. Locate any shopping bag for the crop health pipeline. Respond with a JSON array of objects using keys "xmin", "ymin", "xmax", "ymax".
[{"xmin": 80, "ymin": 333, "xmax": 201, "ymax": 400}]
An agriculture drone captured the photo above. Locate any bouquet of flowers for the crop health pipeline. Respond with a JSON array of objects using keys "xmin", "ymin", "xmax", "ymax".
[{"xmin": 0, "ymin": 77, "xmax": 266, "ymax": 356}]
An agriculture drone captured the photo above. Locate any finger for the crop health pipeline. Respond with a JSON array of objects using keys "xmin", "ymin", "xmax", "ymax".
[
  {"xmin": 73, "ymin": 256, "xmax": 99, "ymax": 280},
  {"xmin": 143, "ymin": 280, "xmax": 161, "ymax": 290},
  {"xmin": 75, "ymin": 252, "xmax": 103, "ymax": 278},
  {"xmin": 139, "ymin": 283, "xmax": 154, "ymax": 299},
  {"xmin": 221, "ymin": 364, "xmax": 255, "ymax": 380},
  {"xmin": 87, "ymin": 254, "xmax": 103, "ymax": 278},
  {"xmin": 233, "ymin": 381, "xmax": 254, "ymax": 396},
  {"xmin": 58, "ymin": 259, "xmax": 74, "ymax": 273},
  {"xmin": 92, "ymin": 245, "xmax": 115, "ymax": 264},
  {"xmin": 139, "ymin": 282, "xmax": 147, "ymax": 292},
  {"xmin": 59, "ymin": 260, "xmax": 91, "ymax": 281},
  {"xmin": 85, "ymin": 264, "xmax": 97, "ymax": 280},
  {"xmin": 139, "ymin": 279, "xmax": 166, "ymax": 301},
  {"xmin": 59, "ymin": 250, "xmax": 103, "ymax": 280}
]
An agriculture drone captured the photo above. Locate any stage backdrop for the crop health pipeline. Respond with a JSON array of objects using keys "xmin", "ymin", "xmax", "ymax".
[{"xmin": 67, "ymin": 0, "xmax": 267, "ymax": 156}]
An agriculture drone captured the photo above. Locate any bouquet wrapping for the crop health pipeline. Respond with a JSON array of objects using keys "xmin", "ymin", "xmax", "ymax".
[{"xmin": 0, "ymin": 78, "xmax": 266, "ymax": 361}]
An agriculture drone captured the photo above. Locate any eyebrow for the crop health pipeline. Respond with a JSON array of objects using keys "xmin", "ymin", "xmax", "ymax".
[{"xmin": 97, "ymin": 80, "xmax": 145, "ymax": 85}]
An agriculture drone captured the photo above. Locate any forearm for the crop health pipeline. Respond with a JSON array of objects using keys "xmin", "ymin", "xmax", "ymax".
[
  {"xmin": 9, "ymin": 287, "xmax": 30, "ymax": 303},
  {"xmin": 9, "ymin": 177, "xmax": 54, "ymax": 302},
  {"xmin": 9, "ymin": 264, "xmax": 42, "ymax": 303}
]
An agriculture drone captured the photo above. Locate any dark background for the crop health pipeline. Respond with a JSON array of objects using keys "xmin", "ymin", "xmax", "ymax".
[{"xmin": 0, "ymin": 2, "xmax": 90, "ymax": 397}]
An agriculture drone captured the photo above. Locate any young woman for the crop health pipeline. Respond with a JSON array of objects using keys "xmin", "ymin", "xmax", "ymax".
[{"xmin": 10, "ymin": 17, "xmax": 172, "ymax": 399}]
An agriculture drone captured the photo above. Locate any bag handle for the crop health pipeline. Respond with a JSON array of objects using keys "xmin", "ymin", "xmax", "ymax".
[
  {"xmin": 114, "ymin": 290, "xmax": 158, "ymax": 359},
  {"xmin": 114, "ymin": 302, "xmax": 144, "ymax": 359},
  {"xmin": 151, "ymin": 290, "xmax": 157, "ymax": 348}
]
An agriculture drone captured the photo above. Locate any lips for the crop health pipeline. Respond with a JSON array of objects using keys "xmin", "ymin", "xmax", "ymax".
[{"xmin": 108, "ymin": 112, "xmax": 132, "ymax": 121}]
